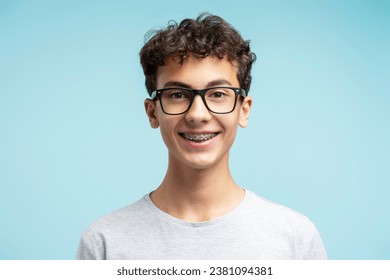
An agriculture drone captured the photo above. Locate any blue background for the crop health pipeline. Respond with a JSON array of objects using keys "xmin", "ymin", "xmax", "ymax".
[{"xmin": 0, "ymin": 0, "xmax": 389, "ymax": 259}]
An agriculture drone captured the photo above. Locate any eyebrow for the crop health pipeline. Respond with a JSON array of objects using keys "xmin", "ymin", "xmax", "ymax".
[
  {"xmin": 163, "ymin": 79, "xmax": 233, "ymax": 89},
  {"xmin": 207, "ymin": 79, "xmax": 233, "ymax": 87}
]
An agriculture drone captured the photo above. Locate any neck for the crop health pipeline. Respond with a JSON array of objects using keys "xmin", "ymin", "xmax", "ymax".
[{"xmin": 150, "ymin": 153, "xmax": 245, "ymax": 222}]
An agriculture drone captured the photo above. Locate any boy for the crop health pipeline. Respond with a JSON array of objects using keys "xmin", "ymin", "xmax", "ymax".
[{"xmin": 76, "ymin": 13, "xmax": 327, "ymax": 260}]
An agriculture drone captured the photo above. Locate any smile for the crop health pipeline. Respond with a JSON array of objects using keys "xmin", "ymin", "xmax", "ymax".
[{"xmin": 179, "ymin": 132, "xmax": 219, "ymax": 143}]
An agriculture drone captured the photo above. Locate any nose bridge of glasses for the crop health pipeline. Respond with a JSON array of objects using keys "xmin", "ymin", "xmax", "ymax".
[
  {"xmin": 188, "ymin": 89, "xmax": 209, "ymax": 112},
  {"xmin": 192, "ymin": 89, "xmax": 206, "ymax": 98}
]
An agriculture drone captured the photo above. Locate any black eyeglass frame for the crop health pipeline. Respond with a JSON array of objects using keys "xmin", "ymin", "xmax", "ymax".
[{"xmin": 150, "ymin": 87, "xmax": 247, "ymax": 115}]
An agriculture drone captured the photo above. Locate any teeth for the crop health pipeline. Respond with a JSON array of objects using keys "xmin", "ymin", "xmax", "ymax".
[{"xmin": 182, "ymin": 133, "xmax": 218, "ymax": 142}]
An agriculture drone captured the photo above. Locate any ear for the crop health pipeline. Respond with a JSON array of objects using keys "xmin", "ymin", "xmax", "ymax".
[
  {"xmin": 238, "ymin": 96, "xmax": 252, "ymax": 128},
  {"xmin": 144, "ymin": 99, "xmax": 159, "ymax": 128}
]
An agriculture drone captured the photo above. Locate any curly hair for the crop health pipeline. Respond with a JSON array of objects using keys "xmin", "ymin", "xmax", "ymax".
[{"xmin": 139, "ymin": 13, "xmax": 256, "ymax": 95}]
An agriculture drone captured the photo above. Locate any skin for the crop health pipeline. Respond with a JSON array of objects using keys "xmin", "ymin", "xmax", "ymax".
[{"xmin": 144, "ymin": 55, "xmax": 252, "ymax": 222}]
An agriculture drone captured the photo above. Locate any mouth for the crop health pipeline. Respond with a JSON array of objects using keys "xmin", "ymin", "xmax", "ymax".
[{"xmin": 179, "ymin": 132, "xmax": 219, "ymax": 143}]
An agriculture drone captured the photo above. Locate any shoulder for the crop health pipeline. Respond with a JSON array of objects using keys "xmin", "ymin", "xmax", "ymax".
[
  {"xmin": 244, "ymin": 190, "xmax": 327, "ymax": 259},
  {"xmin": 83, "ymin": 196, "xmax": 149, "ymax": 237},
  {"xmin": 245, "ymin": 190, "xmax": 315, "ymax": 226},
  {"xmin": 82, "ymin": 198, "xmax": 150, "ymax": 246},
  {"xmin": 77, "ymin": 196, "xmax": 151, "ymax": 259}
]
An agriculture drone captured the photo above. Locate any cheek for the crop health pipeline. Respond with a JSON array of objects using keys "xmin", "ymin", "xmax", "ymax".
[
  {"xmin": 221, "ymin": 116, "xmax": 239, "ymax": 138},
  {"xmin": 159, "ymin": 126, "xmax": 173, "ymax": 151},
  {"xmin": 226, "ymin": 126, "xmax": 238, "ymax": 144},
  {"xmin": 158, "ymin": 117, "xmax": 178, "ymax": 146},
  {"xmin": 224, "ymin": 117, "xmax": 240, "ymax": 142}
]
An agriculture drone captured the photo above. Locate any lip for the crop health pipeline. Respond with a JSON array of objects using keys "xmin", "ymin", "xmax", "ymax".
[{"xmin": 179, "ymin": 130, "xmax": 220, "ymax": 134}]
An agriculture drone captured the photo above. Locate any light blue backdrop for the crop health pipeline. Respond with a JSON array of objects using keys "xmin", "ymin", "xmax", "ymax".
[{"xmin": 0, "ymin": 0, "xmax": 389, "ymax": 259}]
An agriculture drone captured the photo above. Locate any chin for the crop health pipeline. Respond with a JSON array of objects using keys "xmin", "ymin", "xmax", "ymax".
[{"xmin": 183, "ymin": 154, "xmax": 224, "ymax": 170}]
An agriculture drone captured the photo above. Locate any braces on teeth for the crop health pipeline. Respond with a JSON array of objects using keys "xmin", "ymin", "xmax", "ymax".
[{"xmin": 183, "ymin": 133, "xmax": 217, "ymax": 142}]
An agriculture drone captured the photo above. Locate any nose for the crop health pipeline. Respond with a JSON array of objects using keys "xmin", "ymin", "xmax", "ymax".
[{"xmin": 184, "ymin": 95, "xmax": 212, "ymax": 123}]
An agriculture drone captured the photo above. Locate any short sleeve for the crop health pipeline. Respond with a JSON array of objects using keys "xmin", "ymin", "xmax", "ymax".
[
  {"xmin": 296, "ymin": 220, "xmax": 327, "ymax": 260},
  {"xmin": 75, "ymin": 233, "xmax": 98, "ymax": 260}
]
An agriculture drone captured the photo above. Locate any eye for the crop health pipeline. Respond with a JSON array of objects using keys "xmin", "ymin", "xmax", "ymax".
[
  {"xmin": 170, "ymin": 92, "xmax": 186, "ymax": 99},
  {"xmin": 164, "ymin": 89, "xmax": 190, "ymax": 100},
  {"xmin": 209, "ymin": 91, "xmax": 227, "ymax": 99}
]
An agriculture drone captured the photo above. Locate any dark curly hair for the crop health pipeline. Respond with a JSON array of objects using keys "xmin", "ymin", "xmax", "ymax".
[{"xmin": 139, "ymin": 13, "xmax": 256, "ymax": 96}]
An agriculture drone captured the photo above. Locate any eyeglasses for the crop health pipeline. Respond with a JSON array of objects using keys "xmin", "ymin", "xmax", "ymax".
[{"xmin": 150, "ymin": 87, "xmax": 247, "ymax": 115}]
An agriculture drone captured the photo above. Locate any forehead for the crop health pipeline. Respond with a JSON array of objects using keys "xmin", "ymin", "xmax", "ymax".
[{"xmin": 156, "ymin": 55, "xmax": 239, "ymax": 89}]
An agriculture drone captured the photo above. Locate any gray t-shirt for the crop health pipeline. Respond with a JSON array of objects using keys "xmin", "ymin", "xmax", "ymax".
[{"xmin": 76, "ymin": 190, "xmax": 327, "ymax": 259}]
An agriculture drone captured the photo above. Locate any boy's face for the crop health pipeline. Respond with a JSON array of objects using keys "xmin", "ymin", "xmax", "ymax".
[{"xmin": 145, "ymin": 55, "xmax": 252, "ymax": 170}]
